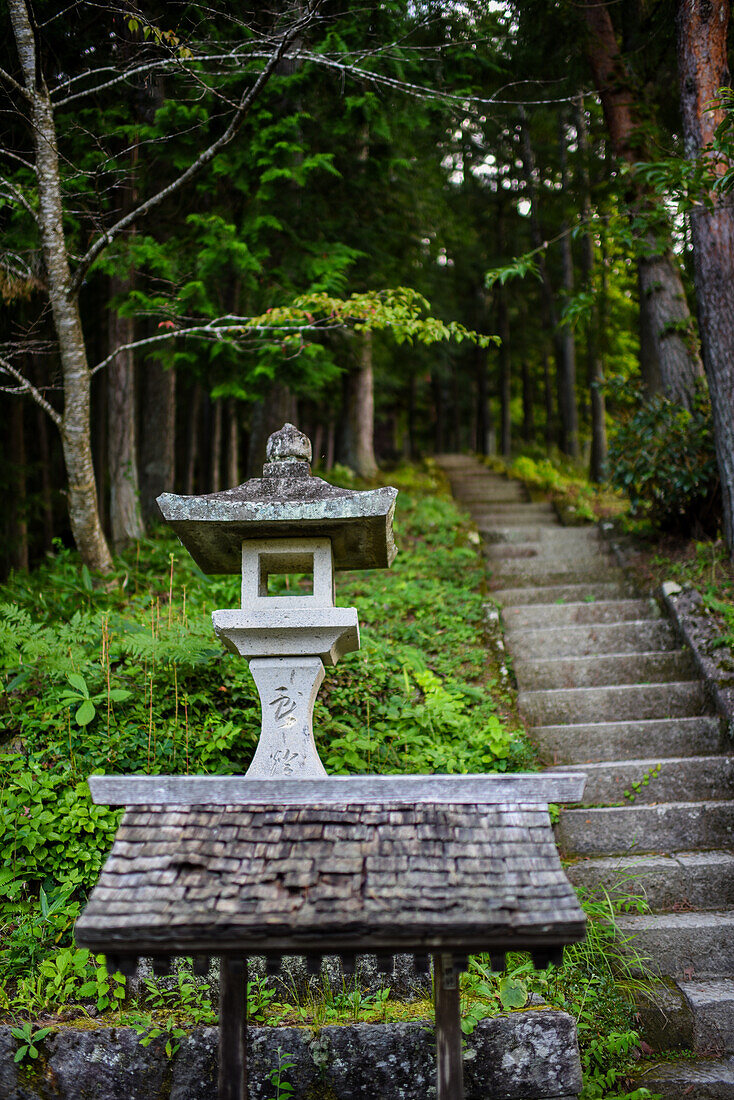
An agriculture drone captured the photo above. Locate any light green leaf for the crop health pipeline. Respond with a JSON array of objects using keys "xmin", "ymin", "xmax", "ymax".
[{"xmin": 75, "ymin": 699, "xmax": 96, "ymax": 726}]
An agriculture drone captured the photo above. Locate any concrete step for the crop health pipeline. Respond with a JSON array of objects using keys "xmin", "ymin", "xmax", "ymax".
[
  {"xmin": 515, "ymin": 650, "xmax": 696, "ymax": 691},
  {"xmin": 520, "ymin": 681, "xmax": 709, "ymax": 726},
  {"xmin": 504, "ymin": 598, "xmax": 661, "ymax": 632},
  {"xmin": 481, "ymin": 525, "xmax": 572, "ymax": 543},
  {"xmin": 632, "ymin": 1057, "xmax": 734, "ymax": 1099},
  {"xmin": 507, "ymin": 619, "xmax": 677, "ymax": 660},
  {"xmin": 471, "ymin": 498, "xmax": 554, "ymax": 510},
  {"xmin": 556, "ymin": 800, "xmax": 734, "ymax": 857},
  {"xmin": 616, "ymin": 911, "xmax": 734, "ymax": 980},
  {"xmin": 562, "ymin": 755, "xmax": 734, "ymax": 806},
  {"xmin": 491, "ymin": 566, "xmax": 627, "ymax": 587},
  {"xmin": 476, "ymin": 514, "xmax": 558, "ymax": 529},
  {"xmin": 680, "ymin": 979, "xmax": 734, "ymax": 1054},
  {"xmin": 491, "ymin": 581, "xmax": 634, "ymax": 607},
  {"xmin": 567, "ymin": 850, "xmax": 734, "ymax": 911},
  {"xmin": 531, "ymin": 716, "xmax": 723, "ymax": 765},
  {"xmin": 455, "ymin": 489, "xmax": 527, "ymax": 503},
  {"xmin": 484, "ymin": 525, "xmax": 601, "ymax": 543}
]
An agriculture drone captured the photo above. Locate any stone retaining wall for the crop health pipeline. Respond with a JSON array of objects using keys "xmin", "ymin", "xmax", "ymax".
[{"xmin": 0, "ymin": 1010, "xmax": 582, "ymax": 1100}]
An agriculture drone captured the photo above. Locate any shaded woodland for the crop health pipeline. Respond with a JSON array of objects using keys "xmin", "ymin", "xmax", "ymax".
[{"xmin": 2, "ymin": 0, "xmax": 733, "ymax": 574}]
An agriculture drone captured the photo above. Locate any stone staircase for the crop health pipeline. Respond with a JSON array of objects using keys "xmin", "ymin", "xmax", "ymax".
[{"xmin": 436, "ymin": 454, "xmax": 734, "ymax": 1099}]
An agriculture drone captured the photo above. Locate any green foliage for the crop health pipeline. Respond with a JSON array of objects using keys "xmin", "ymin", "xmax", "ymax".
[
  {"xmin": 459, "ymin": 885, "xmax": 659, "ymax": 1099},
  {"xmin": 0, "ymin": 463, "xmax": 524, "ymax": 1000},
  {"xmin": 608, "ymin": 386, "xmax": 720, "ymax": 535},
  {"xmin": 9, "ymin": 1021, "xmax": 51, "ymax": 1064},
  {"xmin": 266, "ymin": 1047, "xmax": 296, "ymax": 1100},
  {"xmin": 487, "ymin": 453, "xmax": 626, "ymax": 525}
]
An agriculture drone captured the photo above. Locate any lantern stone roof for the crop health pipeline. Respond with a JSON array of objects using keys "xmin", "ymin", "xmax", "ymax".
[
  {"xmin": 75, "ymin": 801, "xmax": 586, "ymax": 956},
  {"xmin": 157, "ymin": 424, "xmax": 397, "ymax": 574}
]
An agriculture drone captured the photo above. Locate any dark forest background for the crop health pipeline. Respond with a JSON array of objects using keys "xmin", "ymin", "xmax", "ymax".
[{"xmin": 2, "ymin": 0, "xmax": 733, "ymax": 576}]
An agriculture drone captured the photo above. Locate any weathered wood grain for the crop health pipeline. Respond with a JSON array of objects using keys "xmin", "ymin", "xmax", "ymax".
[
  {"xmin": 87, "ymin": 771, "xmax": 586, "ymax": 806},
  {"xmin": 434, "ymin": 953, "xmax": 465, "ymax": 1100}
]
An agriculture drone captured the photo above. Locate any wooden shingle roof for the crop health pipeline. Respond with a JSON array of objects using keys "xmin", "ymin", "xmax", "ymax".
[{"xmin": 75, "ymin": 801, "xmax": 585, "ymax": 956}]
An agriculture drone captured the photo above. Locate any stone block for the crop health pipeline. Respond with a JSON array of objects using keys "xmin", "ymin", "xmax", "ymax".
[{"xmin": 0, "ymin": 1012, "xmax": 583, "ymax": 1100}]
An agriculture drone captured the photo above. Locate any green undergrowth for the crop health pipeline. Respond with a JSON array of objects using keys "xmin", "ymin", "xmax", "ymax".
[
  {"xmin": 484, "ymin": 451, "xmax": 628, "ymax": 526},
  {"xmin": 0, "ymin": 461, "xmax": 527, "ymax": 999},
  {"xmin": 0, "ymin": 460, "xmax": 659, "ymax": 1096}
]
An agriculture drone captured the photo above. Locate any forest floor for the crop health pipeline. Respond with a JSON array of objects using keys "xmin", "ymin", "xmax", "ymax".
[{"xmin": 2, "ymin": 455, "xmax": 732, "ymax": 1098}]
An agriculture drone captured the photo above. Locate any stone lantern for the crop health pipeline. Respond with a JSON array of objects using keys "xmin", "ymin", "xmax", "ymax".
[
  {"xmin": 77, "ymin": 424, "xmax": 587, "ymax": 1100},
  {"xmin": 157, "ymin": 423, "xmax": 396, "ymax": 779}
]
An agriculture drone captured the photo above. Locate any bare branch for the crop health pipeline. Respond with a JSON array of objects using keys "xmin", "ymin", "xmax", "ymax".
[
  {"xmin": 89, "ymin": 318, "xmax": 320, "ymax": 375},
  {"xmin": 0, "ymin": 355, "xmax": 62, "ymax": 427},
  {"xmin": 68, "ymin": 6, "xmax": 320, "ymax": 294},
  {"xmin": 0, "ymin": 63, "xmax": 34, "ymax": 103},
  {"xmin": 0, "ymin": 173, "xmax": 38, "ymax": 222}
]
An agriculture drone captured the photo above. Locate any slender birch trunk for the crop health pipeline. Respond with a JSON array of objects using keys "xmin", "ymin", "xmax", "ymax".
[{"xmin": 9, "ymin": 0, "xmax": 112, "ymax": 570}]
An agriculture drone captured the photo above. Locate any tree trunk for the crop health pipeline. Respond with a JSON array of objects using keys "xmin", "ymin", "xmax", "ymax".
[
  {"xmin": 557, "ymin": 111, "xmax": 580, "ymax": 457},
  {"xmin": 9, "ymin": 0, "xmax": 112, "ymax": 571},
  {"xmin": 345, "ymin": 332, "xmax": 378, "ymax": 478},
  {"xmin": 521, "ymin": 360, "xmax": 535, "ymax": 443},
  {"xmin": 247, "ymin": 383, "xmax": 296, "ymax": 476},
  {"xmin": 184, "ymin": 382, "xmax": 202, "ymax": 495},
  {"xmin": 637, "ymin": 265, "xmax": 665, "ymax": 397},
  {"xmin": 140, "ymin": 360, "xmax": 176, "ymax": 521},
  {"xmin": 677, "ymin": 0, "xmax": 734, "ymax": 550},
  {"xmin": 325, "ymin": 418, "xmax": 335, "ymax": 472},
  {"xmin": 542, "ymin": 354, "xmax": 554, "ymax": 451},
  {"xmin": 581, "ymin": 0, "xmax": 704, "ymax": 409},
  {"xmin": 497, "ymin": 285, "xmax": 512, "ymax": 458},
  {"xmin": 9, "ymin": 400, "xmax": 29, "ymax": 571},
  {"xmin": 519, "ymin": 110, "xmax": 563, "ymax": 447},
  {"xmin": 210, "ymin": 398, "xmax": 223, "ymax": 492},
  {"xmin": 432, "ymin": 372, "xmax": 446, "ymax": 453},
  {"xmin": 475, "ymin": 346, "xmax": 490, "ymax": 456},
  {"xmin": 108, "ymin": 280, "xmax": 144, "ymax": 546},
  {"xmin": 36, "ymin": 404, "xmax": 55, "ymax": 549},
  {"xmin": 312, "ymin": 423, "xmax": 324, "ymax": 469},
  {"xmin": 575, "ymin": 99, "xmax": 608, "ymax": 481},
  {"xmin": 226, "ymin": 399, "xmax": 239, "ymax": 487}
]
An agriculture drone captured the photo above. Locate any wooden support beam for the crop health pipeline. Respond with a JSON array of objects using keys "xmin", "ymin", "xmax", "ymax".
[
  {"xmin": 88, "ymin": 771, "xmax": 586, "ymax": 806},
  {"xmin": 434, "ymin": 953, "xmax": 464, "ymax": 1100},
  {"xmin": 218, "ymin": 957, "xmax": 247, "ymax": 1100}
]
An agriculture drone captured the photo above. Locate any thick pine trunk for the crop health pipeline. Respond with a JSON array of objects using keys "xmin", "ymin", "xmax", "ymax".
[
  {"xmin": 108, "ymin": 279, "xmax": 144, "ymax": 546},
  {"xmin": 140, "ymin": 360, "xmax": 176, "ymax": 521},
  {"xmin": 345, "ymin": 332, "xmax": 378, "ymax": 478},
  {"xmin": 677, "ymin": 0, "xmax": 734, "ymax": 551},
  {"xmin": 581, "ymin": 0, "xmax": 703, "ymax": 409},
  {"xmin": 9, "ymin": 0, "xmax": 112, "ymax": 571}
]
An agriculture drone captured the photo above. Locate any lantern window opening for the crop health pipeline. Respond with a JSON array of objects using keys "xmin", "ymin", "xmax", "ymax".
[{"xmin": 241, "ymin": 537, "xmax": 335, "ymax": 611}]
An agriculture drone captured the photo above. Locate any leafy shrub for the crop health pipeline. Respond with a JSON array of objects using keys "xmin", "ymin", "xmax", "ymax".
[
  {"xmin": 0, "ymin": 463, "xmax": 526, "ymax": 997},
  {"xmin": 608, "ymin": 388, "xmax": 720, "ymax": 535}
]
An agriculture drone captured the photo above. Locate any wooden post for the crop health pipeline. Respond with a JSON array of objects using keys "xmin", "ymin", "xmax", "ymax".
[
  {"xmin": 434, "ymin": 953, "xmax": 464, "ymax": 1100},
  {"xmin": 218, "ymin": 956, "xmax": 247, "ymax": 1100}
]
